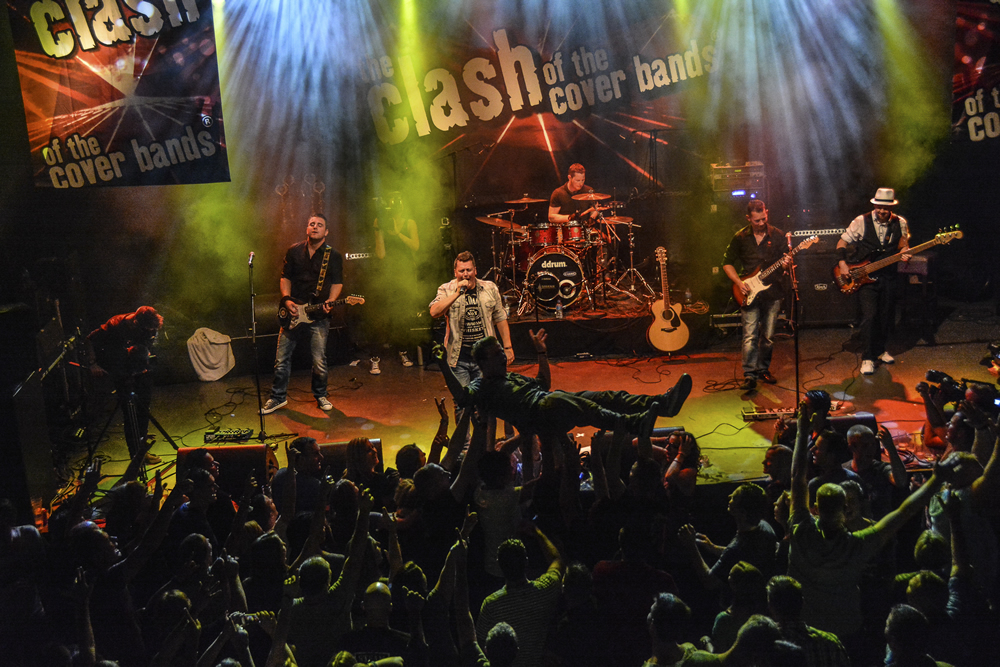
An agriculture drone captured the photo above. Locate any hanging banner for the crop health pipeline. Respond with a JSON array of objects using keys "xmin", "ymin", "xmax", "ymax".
[
  {"xmin": 953, "ymin": 0, "xmax": 1000, "ymax": 142},
  {"xmin": 5, "ymin": 0, "xmax": 229, "ymax": 187}
]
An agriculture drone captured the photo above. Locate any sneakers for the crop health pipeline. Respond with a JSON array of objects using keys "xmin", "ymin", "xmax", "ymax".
[
  {"xmin": 317, "ymin": 396, "xmax": 333, "ymax": 411},
  {"xmin": 741, "ymin": 376, "xmax": 757, "ymax": 392},
  {"xmin": 878, "ymin": 351, "xmax": 895, "ymax": 364},
  {"xmin": 861, "ymin": 360, "xmax": 876, "ymax": 375},
  {"xmin": 144, "ymin": 452, "xmax": 162, "ymax": 465},
  {"xmin": 758, "ymin": 370, "xmax": 778, "ymax": 384},
  {"xmin": 260, "ymin": 398, "xmax": 287, "ymax": 415},
  {"xmin": 399, "ymin": 351, "xmax": 414, "ymax": 367},
  {"xmin": 370, "ymin": 357, "xmax": 381, "ymax": 375},
  {"xmin": 658, "ymin": 373, "xmax": 693, "ymax": 418}
]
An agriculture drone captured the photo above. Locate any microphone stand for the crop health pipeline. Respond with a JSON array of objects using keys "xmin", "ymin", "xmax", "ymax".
[
  {"xmin": 248, "ymin": 252, "xmax": 268, "ymax": 440},
  {"xmin": 786, "ymin": 233, "xmax": 802, "ymax": 407}
]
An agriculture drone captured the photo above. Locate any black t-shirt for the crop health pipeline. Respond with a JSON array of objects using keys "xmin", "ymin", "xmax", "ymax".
[
  {"xmin": 281, "ymin": 241, "xmax": 343, "ymax": 303},
  {"xmin": 549, "ymin": 183, "xmax": 594, "ymax": 218},
  {"xmin": 723, "ymin": 224, "xmax": 789, "ymax": 294}
]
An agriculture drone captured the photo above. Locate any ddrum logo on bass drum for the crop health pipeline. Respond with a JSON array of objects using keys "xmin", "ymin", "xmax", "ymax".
[{"xmin": 526, "ymin": 247, "xmax": 583, "ymax": 310}]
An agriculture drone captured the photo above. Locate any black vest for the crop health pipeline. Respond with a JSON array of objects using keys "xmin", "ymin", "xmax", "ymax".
[{"xmin": 853, "ymin": 212, "xmax": 902, "ymax": 267}]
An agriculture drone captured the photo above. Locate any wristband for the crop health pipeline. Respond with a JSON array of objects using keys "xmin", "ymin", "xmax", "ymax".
[
  {"xmin": 837, "ymin": 247, "xmax": 849, "ymax": 262},
  {"xmin": 504, "ymin": 346, "xmax": 512, "ymax": 350}
]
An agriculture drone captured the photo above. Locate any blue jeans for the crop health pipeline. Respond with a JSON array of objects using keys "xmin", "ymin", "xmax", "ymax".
[
  {"xmin": 451, "ymin": 357, "xmax": 482, "ymax": 436},
  {"xmin": 270, "ymin": 319, "xmax": 329, "ymax": 401},
  {"xmin": 741, "ymin": 298, "xmax": 781, "ymax": 378}
]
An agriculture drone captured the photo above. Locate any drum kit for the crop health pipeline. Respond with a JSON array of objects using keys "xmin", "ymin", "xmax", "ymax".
[{"xmin": 476, "ymin": 192, "xmax": 655, "ymax": 316}]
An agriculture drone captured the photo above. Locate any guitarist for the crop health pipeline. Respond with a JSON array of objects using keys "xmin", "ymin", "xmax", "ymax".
[
  {"xmin": 836, "ymin": 188, "xmax": 911, "ymax": 376},
  {"xmin": 261, "ymin": 213, "xmax": 343, "ymax": 414},
  {"xmin": 723, "ymin": 200, "xmax": 791, "ymax": 391}
]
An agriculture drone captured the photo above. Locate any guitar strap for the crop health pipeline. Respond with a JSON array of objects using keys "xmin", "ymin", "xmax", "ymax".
[{"xmin": 313, "ymin": 246, "xmax": 332, "ymax": 301}]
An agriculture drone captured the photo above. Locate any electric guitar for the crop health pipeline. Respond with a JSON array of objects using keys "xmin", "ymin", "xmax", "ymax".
[
  {"xmin": 833, "ymin": 228, "xmax": 963, "ymax": 294},
  {"xmin": 735, "ymin": 236, "xmax": 819, "ymax": 306},
  {"xmin": 647, "ymin": 247, "xmax": 690, "ymax": 352},
  {"xmin": 278, "ymin": 295, "xmax": 365, "ymax": 331}
]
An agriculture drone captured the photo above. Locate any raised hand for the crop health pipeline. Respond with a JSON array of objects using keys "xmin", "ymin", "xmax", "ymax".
[{"xmin": 529, "ymin": 328, "xmax": 548, "ymax": 354}]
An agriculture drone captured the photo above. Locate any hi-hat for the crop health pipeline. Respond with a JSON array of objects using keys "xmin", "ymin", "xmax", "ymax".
[
  {"xmin": 604, "ymin": 216, "xmax": 636, "ymax": 225},
  {"xmin": 476, "ymin": 216, "xmax": 525, "ymax": 232},
  {"xmin": 505, "ymin": 196, "xmax": 546, "ymax": 204},
  {"xmin": 572, "ymin": 192, "xmax": 610, "ymax": 201}
]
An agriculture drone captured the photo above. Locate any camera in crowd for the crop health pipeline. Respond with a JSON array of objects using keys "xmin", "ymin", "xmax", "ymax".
[{"xmin": 923, "ymin": 369, "xmax": 967, "ymax": 404}]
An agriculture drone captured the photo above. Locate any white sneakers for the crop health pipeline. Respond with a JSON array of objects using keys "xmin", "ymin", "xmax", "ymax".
[
  {"xmin": 400, "ymin": 351, "xmax": 414, "ymax": 367},
  {"xmin": 370, "ymin": 357, "xmax": 381, "ymax": 375},
  {"xmin": 317, "ymin": 397, "xmax": 333, "ymax": 411},
  {"xmin": 260, "ymin": 398, "xmax": 287, "ymax": 414},
  {"xmin": 878, "ymin": 351, "xmax": 895, "ymax": 364},
  {"xmin": 861, "ymin": 360, "xmax": 876, "ymax": 375}
]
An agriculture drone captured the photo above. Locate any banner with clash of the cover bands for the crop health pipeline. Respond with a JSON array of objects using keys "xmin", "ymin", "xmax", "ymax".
[
  {"xmin": 953, "ymin": 0, "xmax": 1000, "ymax": 143},
  {"xmin": 6, "ymin": 0, "xmax": 229, "ymax": 188}
]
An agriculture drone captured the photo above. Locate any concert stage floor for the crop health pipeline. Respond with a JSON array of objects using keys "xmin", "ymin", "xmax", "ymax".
[{"xmin": 85, "ymin": 298, "xmax": 999, "ymax": 493}]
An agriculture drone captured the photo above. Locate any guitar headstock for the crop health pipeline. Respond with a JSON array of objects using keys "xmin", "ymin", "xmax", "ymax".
[
  {"xmin": 345, "ymin": 295, "xmax": 365, "ymax": 305},
  {"xmin": 935, "ymin": 226, "xmax": 963, "ymax": 244},
  {"xmin": 655, "ymin": 246, "xmax": 667, "ymax": 264},
  {"xmin": 800, "ymin": 235, "xmax": 819, "ymax": 249}
]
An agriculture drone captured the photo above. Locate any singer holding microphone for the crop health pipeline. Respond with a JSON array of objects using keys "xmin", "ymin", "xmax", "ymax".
[
  {"xmin": 722, "ymin": 200, "xmax": 792, "ymax": 392},
  {"xmin": 260, "ymin": 213, "xmax": 343, "ymax": 414},
  {"xmin": 429, "ymin": 250, "xmax": 512, "ymax": 426}
]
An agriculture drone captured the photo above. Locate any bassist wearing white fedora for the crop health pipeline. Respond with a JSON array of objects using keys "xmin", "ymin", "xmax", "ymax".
[{"xmin": 836, "ymin": 188, "xmax": 911, "ymax": 376}]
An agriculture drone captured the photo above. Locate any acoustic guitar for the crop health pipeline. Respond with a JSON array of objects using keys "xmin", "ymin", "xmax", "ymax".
[{"xmin": 647, "ymin": 247, "xmax": 689, "ymax": 352}]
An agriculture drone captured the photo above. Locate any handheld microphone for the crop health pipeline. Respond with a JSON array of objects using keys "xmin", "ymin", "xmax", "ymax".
[{"xmin": 248, "ymin": 251, "xmax": 255, "ymax": 266}]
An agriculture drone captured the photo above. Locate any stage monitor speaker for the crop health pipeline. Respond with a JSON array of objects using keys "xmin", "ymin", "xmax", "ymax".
[
  {"xmin": 797, "ymin": 252, "xmax": 857, "ymax": 326},
  {"xmin": 782, "ymin": 412, "xmax": 878, "ymax": 440},
  {"xmin": 177, "ymin": 445, "xmax": 279, "ymax": 498}
]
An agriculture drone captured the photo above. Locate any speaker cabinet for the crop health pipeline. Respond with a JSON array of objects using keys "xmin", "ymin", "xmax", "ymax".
[{"xmin": 797, "ymin": 252, "xmax": 857, "ymax": 326}]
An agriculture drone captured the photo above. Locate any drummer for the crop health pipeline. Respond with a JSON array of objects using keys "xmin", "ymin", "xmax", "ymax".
[{"xmin": 548, "ymin": 163, "xmax": 600, "ymax": 225}]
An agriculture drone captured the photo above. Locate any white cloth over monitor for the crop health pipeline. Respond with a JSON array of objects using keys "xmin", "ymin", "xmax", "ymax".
[{"xmin": 186, "ymin": 327, "xmax": 235, "ymax": 381}]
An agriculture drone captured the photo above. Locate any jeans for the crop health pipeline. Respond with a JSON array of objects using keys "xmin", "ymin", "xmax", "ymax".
[
  {"xmin": 538, "ymin": 389, "xmax": 656, "ymax": 433},
  {"xmin": 741, "ymin": 298, "xmax": 781, "ymax": 378},
  {"xmin": 451, "ymin": 357, "xmax": 482, "ymax": 437},
  {"xmin": 270, "ymin": 319, "xmax": 329, "ymax": 401}
]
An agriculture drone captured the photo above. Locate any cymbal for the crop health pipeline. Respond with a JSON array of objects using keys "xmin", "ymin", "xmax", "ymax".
[
  {"xmin": 572, "ymin": 192, "xmax": 610, "ymax": 201},
  {"xmin": 505, "ymin": 196, "xmax": 546, "ymax": 204},
  {"xmin": 476, "ymin": 216, "xmax": 525, "ymax": 232},
  {"xmin": 604, "ymin": 216, "xmax": 636, "ymax": 225}
]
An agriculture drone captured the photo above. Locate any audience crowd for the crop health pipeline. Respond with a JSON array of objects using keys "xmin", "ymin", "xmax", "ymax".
[{"xmin": 2, "ymin": 334, "xmax": 999, "ymax": 667}]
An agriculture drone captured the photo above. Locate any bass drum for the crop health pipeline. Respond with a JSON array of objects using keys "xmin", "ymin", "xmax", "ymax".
[{"xmin": 526, "ymin": 247, "xmax": 584, "ymax": 310}]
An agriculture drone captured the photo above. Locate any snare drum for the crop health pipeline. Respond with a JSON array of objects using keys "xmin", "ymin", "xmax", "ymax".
[
  {"xmin": 528, "ymin": 223, "xmax": 558, "ymax": 247},
  {"xmin": 526, "ymin": 247, "xmax": 584, "ymax": 309},
  {"xmin": 562, "ymin": 222, "xmax": 585, "ymax": 245}
]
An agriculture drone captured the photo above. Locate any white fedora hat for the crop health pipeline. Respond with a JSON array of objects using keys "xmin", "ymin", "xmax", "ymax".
[{"xmin": 870, "ymin": 188, "xmax": 898, "ymax": 206}]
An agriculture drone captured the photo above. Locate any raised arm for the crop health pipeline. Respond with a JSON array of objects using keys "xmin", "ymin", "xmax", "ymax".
[
  {"xmin": 790, "ymin": 401, "xmax": 812, "ymax": 517},
  {"xmin": 432, "ymin": 343, "xmax": 475, "ymax": 407},
  {"xmin": 529, "ymin": 328, "xmax": 551, "ymax": 390},
  {"xmin": 878, "ymin": 426, "xmax": 910, "ymax": 491},
  {"xmin": 427, "ymin": 397, "xmax": 450, "ymax": 465}
]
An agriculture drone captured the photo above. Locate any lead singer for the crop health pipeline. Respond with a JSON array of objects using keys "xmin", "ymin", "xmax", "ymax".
[{"xmin": 429, "ymin": 251, "xmax": 513, "ymax": 423}]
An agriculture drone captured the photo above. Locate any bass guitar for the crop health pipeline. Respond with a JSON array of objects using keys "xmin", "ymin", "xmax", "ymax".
[
  {"xmin": 647, "ymin": 247, "xmax": 690, "ymax": 352},
  {"xmin": 278, "ymin": 295, "xmax": 365, "ymax": 331},
  {"xmin": 833, "ymin": 228, "xmax": 962, "ymax": 294},
  {"xmin": 735, "ymin": 236, "xmax": 818, "ymax": 307}
]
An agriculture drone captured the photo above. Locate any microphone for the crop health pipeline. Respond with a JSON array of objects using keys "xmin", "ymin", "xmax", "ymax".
[
  {"xmin": 248, "ymin": 251, "xmax": 255, "ymax": 266},
  {"xmin": 786, "ymin": 232, "xmax": 792, "ymax": 250}
]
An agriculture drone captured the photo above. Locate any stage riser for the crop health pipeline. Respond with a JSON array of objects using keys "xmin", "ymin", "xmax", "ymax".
[{"xmin": 506, "ymin": 312, "xmax": 712, "ymax": 359}]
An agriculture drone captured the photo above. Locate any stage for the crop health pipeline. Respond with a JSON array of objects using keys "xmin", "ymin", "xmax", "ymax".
[{"xmin": 68, "ymin": 296, "xmax": 999, "ymax": 498}]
